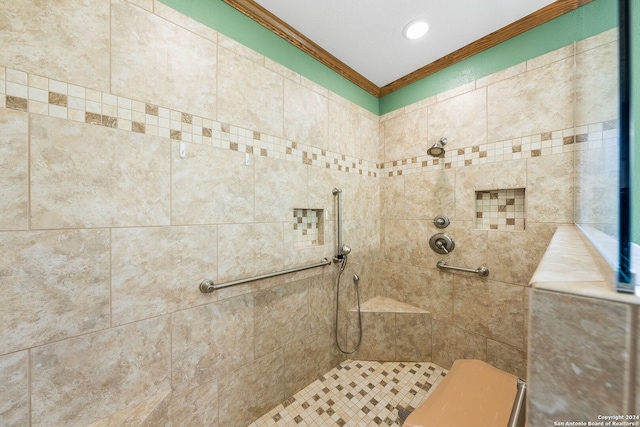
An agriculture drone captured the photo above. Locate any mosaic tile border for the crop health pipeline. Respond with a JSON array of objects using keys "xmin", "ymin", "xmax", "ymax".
[
  {"xmin": 249, "ymin": 359, "xmax": 447, "ymax": 427},
  {"xmin": 0, "ymin": 66, "xmax": 378, "ymax": 177},
  {"xmin": 379, "ymin": 120, "xmax": 618, "ymax": 177},
  {"xmin": 0, "ymin": 66, "xmax": 617, "ymax": 180}
]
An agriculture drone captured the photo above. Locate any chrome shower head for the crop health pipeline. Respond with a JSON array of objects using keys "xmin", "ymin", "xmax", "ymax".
[{"xmin": 427, "ymin": 137, "xmax": 448, "ymax": 157}]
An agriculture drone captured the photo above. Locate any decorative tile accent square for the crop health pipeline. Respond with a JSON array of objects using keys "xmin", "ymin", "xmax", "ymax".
[
  {"xmin": 293, "ymin": 209, "xmax": 323, "ymax": 248},
  {"xmin": 475, "ymin": 188, "xmax": 525, "ymax": 231},
  {"xmin": 249, "ymin": 359, "xmax": 447, "ymax": 426}
]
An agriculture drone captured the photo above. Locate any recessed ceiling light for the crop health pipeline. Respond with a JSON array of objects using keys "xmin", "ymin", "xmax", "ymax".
[{"xmin": 403, "ymin": 18, "xmax": 429, "ymax": 40}]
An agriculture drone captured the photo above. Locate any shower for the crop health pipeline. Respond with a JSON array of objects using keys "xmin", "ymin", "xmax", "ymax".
[
  {"xmin": 332, "ymin": 188, "xmax": 362, "ymax": 354},
  {"xmin": 427, "ymin": 137, "xmax": 448, "ymax": 157}
]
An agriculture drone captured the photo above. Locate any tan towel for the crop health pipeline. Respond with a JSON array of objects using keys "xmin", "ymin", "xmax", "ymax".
[{"xmin": 403, "ymin": 359, "xmax": 518, "ymax": 427}]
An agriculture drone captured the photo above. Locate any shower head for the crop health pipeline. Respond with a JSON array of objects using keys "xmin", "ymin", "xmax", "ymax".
[{"xmin": 427, "ymin": 137, "xmax": 448, "ymax": 157}]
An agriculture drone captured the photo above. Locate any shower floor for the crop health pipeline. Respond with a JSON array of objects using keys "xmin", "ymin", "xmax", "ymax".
[{"xmin": 249, "ymin": 360, "xmax": 448, "ymax": 426}]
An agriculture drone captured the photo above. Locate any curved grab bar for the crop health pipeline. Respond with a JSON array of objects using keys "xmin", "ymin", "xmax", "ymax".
[
  {"xmin": 436, "ymin": 261, "xmax": 489, "ymax": 277},
  {"xmin": 199, "ymin": 258, "xmax": 331, "ymax": 293}
]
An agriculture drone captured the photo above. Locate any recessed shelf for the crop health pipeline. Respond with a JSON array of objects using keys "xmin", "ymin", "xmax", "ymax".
[
  {"xmin": 475, "ymin": 188, "xmax": 525, "ymax": 231},
  {"xmin": 293, "ymin": 208, "xmax": 324, "ymax": 248}
]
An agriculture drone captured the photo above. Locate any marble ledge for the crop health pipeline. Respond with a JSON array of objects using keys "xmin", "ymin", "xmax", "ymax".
[
  {"xmin": 350, "ymin": 296, "xmax": 429, "ymax": 313},
  {"xmin": 529, "ymin": 225, "xmax": 640, "ymax": 305}
]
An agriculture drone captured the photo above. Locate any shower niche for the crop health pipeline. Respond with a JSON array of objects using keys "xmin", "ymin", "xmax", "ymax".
[
  {"xmin": 293, "ymin": 208, "xmax": 324, "ymax": 249},
  {"xmin": 475, "ymin": 188, "xmax": 525, "ymax": 231}
]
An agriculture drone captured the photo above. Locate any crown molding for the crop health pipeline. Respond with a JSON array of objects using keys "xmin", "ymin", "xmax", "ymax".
[{"xmin": 223, "ymin": 0, "xmax": 593, "ymax": 98}]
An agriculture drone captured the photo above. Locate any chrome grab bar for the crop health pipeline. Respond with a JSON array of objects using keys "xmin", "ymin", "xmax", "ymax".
[
  {"xmin": 199, "ymin": 258, "xmax": 331, "ymax": 293},
  {"xmin": 436, "ymin": 260, "xmax": 489, "ymax": 277}
]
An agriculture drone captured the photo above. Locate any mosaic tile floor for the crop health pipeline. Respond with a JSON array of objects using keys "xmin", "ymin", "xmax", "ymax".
[{"xmin": 249, "ymin": 360, "xmax": 448, "ymax": 426}]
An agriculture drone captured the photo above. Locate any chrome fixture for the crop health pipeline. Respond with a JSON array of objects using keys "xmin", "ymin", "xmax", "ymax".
[
  {"xmin": 429, "ymin": 233, "xmax": 455, "ymax": 254},
  {"xmin": 432, "ymin": 215, "xmax": 450, "ymax": 229},
  {"xmin": 427, "ymin": 137, "xmax": 447, "ymax": 157},
  {"xmin": 332, "ymin": 187, "xmax": 362, "ymax": 354},
  {"xmin": 199, "ymin": 258, "xmax": 331, "ymax": 293},
  {"xmin": 437, "ymin": 261, "xmax": 489, "ymax": 277},
  {"xmin": 332, "ymin": 188, "xmax": 350, "ymax": 263}
]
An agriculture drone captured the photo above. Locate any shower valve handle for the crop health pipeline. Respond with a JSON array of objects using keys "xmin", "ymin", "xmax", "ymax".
[
  {"xmin": 429, "ymin": 233, "xmax": 455, "ymax": 254},
  {"xmin": 435, "ymin": 239, "xmax": 449, "ymax": 254}
]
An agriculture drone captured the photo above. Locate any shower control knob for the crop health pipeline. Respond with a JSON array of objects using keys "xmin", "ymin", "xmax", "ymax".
[
  {"xmin": 429, "ymin": 233, "xmax": 455, "ymax": 254},
  {"xmin": 432, "ymin": 215, "xmax": 450, "ymax": 229}
]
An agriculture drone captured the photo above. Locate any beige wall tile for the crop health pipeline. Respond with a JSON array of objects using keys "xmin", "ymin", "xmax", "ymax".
[
  {"xmin": 217, "ymin": 223, "xmax": 285, "ymax": 282},
  {"xmin": 111, "ymin": 0, "xmax": 217, "ymax": 119},
  {"xmin": 443, "ymin": 221, "xmax": 489, "ymax": 272},
  {"xmin": 432, "ymin": 321, "xmax": 486, "ymax": 369},
  {"xmin": 31, "ymin": 317, "xmax": 171, "ymax": 427},
  {"xmin": 283, "ymin": 79, "xmax": 329, "ymax": 149},
  {"xmin": 111, "ymin": 225, "xmax": 218, "ymax": 325},
  {"xmin": 218, "ymin": 33, "xmax": 263, "ymax": 64},
  {"xmin": 382, "ymin": 106, "xmax": 428, "ymax": 162},
  {"xmin": 0, "ymin": 351, "xmax": 28, "ymax": 426},
  {"xmin": 87, "ymin": 391, "xmax": 170, "ymax": 427},
  {"xmin": 436, "ymin": 81, "xmax": 476, "ymax": 103},
  {"xmin": 171, "ymin": 295, "xmax": 254, "ymax": 392},
  {"xmin": 575, "ymin": 41, "xmax": 619, "ymax": 126},
  {"xmin": 486, "ymin": 223, "xmax": 558, "ymax": 286},
  {"xmin": 476, "ymin": 63, "xmax": 526, "ymax": 88},
  {"xmin": 350, "ymin": 312, "xmax": 395, "ymax": 361},
  {"xmin": 528, "ymin": 291, "xmax": 630, "ymax": 425},
  {"xmin": 127, "ymin": 0, "xmax": 153, "ymax": 12},
  {"xmin": 168, "ymin": 380, "xmax": 218, "ymax": 427},
  {"xmin": 487, "ymin": 340, "xmax": 527, "ymax": 379},
  {"xmin": 0, "ymin": 0, "xmax": 110, "ymax": 91},
  {"xmin": 254, "ymin": 155, "xmax": 308, "ymax": 222},
  {"xmin": 381, "ymin": 219, "xmax": 433, "ymax": 269},
  {"xmin": 488, "ymin": 58, "xmax": 573, "ymax": 142},
  {"xmin": 454, "ymin": 158, "xmax": 527, "ymax": 221},
  {"xmin": 404, "ymin": 168, "xmax": 456, "ymax": 220},
  {"xmin": 255, "ymin": 280, "xmax": 310, "ymax": 358},
  {"xmin": 394, "ymin": 264, "xmax": 454, "ymax": 323},
  {"xmin": 453, "ymin": 277, "xmax": 525, "ymax": 348},
  {"xmin": 526, "ymin": 45, "xmax": 574, "ymax": 71},
  {"xmin": 218, "ymin": 350, "xmax": 284, "ymax": 427},
  {"xmin": 154, "ymin": 1, "xmax": 218, "ymax": 43},
  {"xmin": 218, "ymin": 47, "xmax": 283, "ymax": 137},
  {"xmin": 283, "ymin": 327, "xmax": 337, "ymax": 397},
  {"xmin": 328, "ymin": 99, "xmax": 360, "ymax": 158},
  {"xmin": 396, "ymin": 312, "xmax": 432, "ymax": 362},
  {"xmin": 358, "ymin": 113, "xmax": 380, "ymax": 163},
  {"xmin": 0, "ymin": 108, "xmax": 28, "ymax": 230},
  {"xmin": 428, "ymin": 88, "xmax": 487, "ymax": 151},
  {"xmin": 172, "ymin": 142, "xmax": 254, "ymax": 225},
  {"xmin": 380, "ymin": 176, "xmax": 405, "ymax": 220},
  {"xmin": 30, "ymin": 115, "xmax": 170, "ymax": 228},
  {"xmin": 527, "ymin": 152, "xmax": 574, "ymax": 223},
  {"xmin": 0, "ymin": 229, "xmax": 110, "ymax": 355},
  {"xmin": 308, "ymin": 274, "xmax": 336, "ymax": 333}
]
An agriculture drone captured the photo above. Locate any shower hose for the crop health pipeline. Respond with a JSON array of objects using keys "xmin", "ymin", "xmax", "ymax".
[{"xmin": 334, "ymin": 255, "xmax": 362, "ymax": 354}]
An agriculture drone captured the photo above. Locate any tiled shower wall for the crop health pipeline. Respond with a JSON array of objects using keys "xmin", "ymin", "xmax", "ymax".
[
  {"xmin": 0, "ymin": 1, "xmax": 381, "ymax": 426},
  {"xmin": 374, "ymin": 28, "xmax": 618, "ymax": 379},
  {"xmin": 0, "ymin": 1, "xmax": 618, "ymax": 426}
]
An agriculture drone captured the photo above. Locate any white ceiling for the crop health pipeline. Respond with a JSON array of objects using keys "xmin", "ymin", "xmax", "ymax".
[{"xmin": 254, "ymin": 0, "xmax": 557, "ymax": 87}]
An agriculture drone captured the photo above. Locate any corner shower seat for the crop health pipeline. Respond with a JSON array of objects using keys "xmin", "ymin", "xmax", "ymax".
[{"xmin": 347, "ymin": 296, "xmax": 432, "ymax": 361}]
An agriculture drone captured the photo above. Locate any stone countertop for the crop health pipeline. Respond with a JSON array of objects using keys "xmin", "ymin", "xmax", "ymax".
[{"xmin": 529, "ymin": 225, "xmax": 640, "ymax": 305}]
